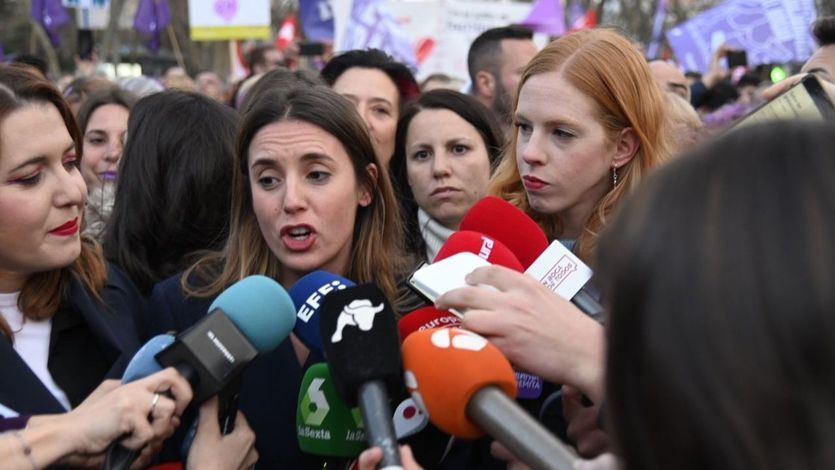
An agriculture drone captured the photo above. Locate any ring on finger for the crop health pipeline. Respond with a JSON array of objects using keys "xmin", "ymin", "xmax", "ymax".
[{"xmin": 149, "ymin": 392, "xmax": 161, "ymax": 415}]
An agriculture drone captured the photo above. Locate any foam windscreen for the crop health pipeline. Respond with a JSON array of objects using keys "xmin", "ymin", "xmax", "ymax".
[
  {"xmin": 459, "ymin": 196, "xmax": 549, "ymax": 269},
  {"xmin": 402, "ymin": 327, "xmax": 517, "ymax": 438},
  {"xmin": 122, "ymin": 334, "xmax": 175, "ymax": 383},
  {"xmin": 289, "ymin": 271, "xmax": 355, "ymax": 354},
  {"xmin": 434, "ymin": 230, "xmax": 524, "ymax": 272},
  {"xmin": 397, "ymin": 306, "xmax": 462, "ymax": 344},
  {"xmin": 319, "ymin": 284, "xmax": 403, "ymax": 406},
  {"xmin": 209, "ymin": 275, "xmax": 296, "ymax": 353}
]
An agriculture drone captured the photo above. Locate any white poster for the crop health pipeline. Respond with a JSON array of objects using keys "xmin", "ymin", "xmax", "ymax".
[
  {"xmin": 385, "ymin": 0, "xmax": 531, "ymax": 80},
  {"xmin": 188, "ymin": 0, "xmax": 271, "ymax": 41}
]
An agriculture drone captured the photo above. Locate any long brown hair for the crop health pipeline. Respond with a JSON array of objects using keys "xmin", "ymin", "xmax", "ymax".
[
  {"xmin": 490, "ymin": 29, "xmax": 670, "ymax": 262},
  {"xmin": 184, "ymin": 86, "xmax": 407, "ymax": 302},
  {"xmin": 0, "ymin": 65, "xmax": 108, "ymax": 341}
]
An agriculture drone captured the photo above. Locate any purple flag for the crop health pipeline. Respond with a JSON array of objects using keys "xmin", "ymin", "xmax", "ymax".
[
  {"xmin": 568, "ymin": 0, "xmax": 584, "ymax": 28},
  {"xmin": 666, "ymin": 0, "xmax": 816, "ymax": 73},
  {"xmin": 134, "ymin": 0, "xmax": 171, "ymax": 54},
  {"xmin": 343, "ymin": 0, "xmax": 417, "ymax": 69},
  {"xmin": 521, "ymin": 0, "xmax": 566, "ymax": 36},
  {"xmin": 31, "ymin": 0, "xmax": 71, "ymax": 47},
  {"xmin": 299, "ymin": 0, "xmax": 334, "ymax": 42},
  {"xmin": 645, "ymin": 0, "xmax": 667, "ymax": 59}
]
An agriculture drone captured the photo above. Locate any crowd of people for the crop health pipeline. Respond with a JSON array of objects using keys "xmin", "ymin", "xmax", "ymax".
[{"xmin": 0, "ymin": 13, "xmax": 834, "ymax": 470}]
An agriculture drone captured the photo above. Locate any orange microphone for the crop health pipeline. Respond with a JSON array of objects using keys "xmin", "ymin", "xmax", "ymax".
[{"xmin": 402, "ymin": 328, "xmax": 576, "ymax": 470}]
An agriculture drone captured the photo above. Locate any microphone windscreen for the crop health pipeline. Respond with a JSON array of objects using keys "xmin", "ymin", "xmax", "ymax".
[
  {"xmin": 434, "ymin": 231, "xmax": 524, "ymax": 272},
  {"xmin": 459, "ymin": 196, "xmax": 549, "ymax": 269},
  {"xmin": 397, "ymin": 306, "xmax": 462, "ymax": 344},
  {"xmin": 319, "ymin": 284, "xmax": 402, "ymax": 406},
  {"xmin": 122, "ymin": 334, "xmax": 175, "ymax": 383},
  {"xmin": 289, "ymin": 271, "xmax": 355, "ymax": 354},
  {"xmin": 402, "ymin": 327, "xmax": 517, "ymax": 438},
  {"xmin": 297, "ymin": 363, "xmax": 366, "ymax": 457},
  {"xmin": 209, "ymin": 275, "xmax": 296, "ymax": 353}
]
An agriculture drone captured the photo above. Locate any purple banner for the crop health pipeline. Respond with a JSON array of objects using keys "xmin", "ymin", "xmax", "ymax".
[
  {"xmin": 134, "ymin": 0, "xmax": 171, "ymax": 54},
  {"xmin": 666, "ymin": 0, "xmax": 816, "ymax": 73},
  {"xmin": 521, "ymin": 0, "xmax": 566, "ymax": 37},
  {"xmin": 299, "ymin": 0, "xmax": 334, "ymax": 42},
  {"xmin": 343, "ymin": 0, "xmax": 417, "ymax": 69},
  {"xmin": 31, "ymin": 0, "xmax": 71, "ymax": 47},
  {"xmin": 645, "ymin": 0, "xmax": 667, "ymax": 59}
]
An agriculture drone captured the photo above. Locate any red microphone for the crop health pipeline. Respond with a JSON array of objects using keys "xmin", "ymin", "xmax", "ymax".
[
  {"xmin": 398, "ymin": 306, "xmax": 462, "ymax": 344},
  {"xmin": 434, "ymin": 231, "xmax": 524, "ymax": 272},
  {"xmin": 402, "ymin": 328, "xmax": 576, "ymax": 470},
  {"xmin": 459, "ymin": 197, "xmax": 549, "ymax": 269}
]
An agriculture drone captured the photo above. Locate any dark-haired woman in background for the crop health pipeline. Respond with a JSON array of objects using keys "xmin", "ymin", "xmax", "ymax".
[
  {"xmin": 390, "ymin": 89, "xmax": 504, "ymax": 264},
  {"xmin": 321, "ymin": 49, "xmax": 420, "ymax": 168},
  {"xmin": 75, "ymin": 87, "xmax": 136, "ymax": 241},
  {"xmin": 103, "ymin": 90, "xmax": 237, "ymax": 296}
]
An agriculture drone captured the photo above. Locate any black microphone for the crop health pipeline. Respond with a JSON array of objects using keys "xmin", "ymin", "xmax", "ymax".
[{"xmin": 319, "ymin": 284, "xmax": 403, "ymax": 469}]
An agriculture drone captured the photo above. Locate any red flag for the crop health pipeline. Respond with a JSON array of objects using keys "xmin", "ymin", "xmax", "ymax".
[
  {"xmin": 276, "ymin": 15, "xmax": 298, "ymax": 51},
  {"xmin": 569, "ymin": 8, "xmax": 597, "ymax": 32}
]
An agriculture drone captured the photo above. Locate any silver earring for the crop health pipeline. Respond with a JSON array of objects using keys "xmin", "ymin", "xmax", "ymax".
[{"xmin": 612, "ymin": 166, "xmax": 618, "ymax": 188}]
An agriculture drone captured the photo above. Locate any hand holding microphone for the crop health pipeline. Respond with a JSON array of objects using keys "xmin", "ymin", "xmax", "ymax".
[
  {"xmin": 436, "ymin": 265, "xmax": 606, "ymax": 403},
  {"xmin": 186, "ymin": 397, "xmax": 259, "ymax": 470}
]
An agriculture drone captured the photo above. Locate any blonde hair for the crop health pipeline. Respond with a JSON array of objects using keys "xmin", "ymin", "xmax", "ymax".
[
  {"xmin": 663, "ymin": 91, "xmax": 707, "ymax": 156},
  {"xmin": 490, "ymin": 28, "xmax": 670, "ymax": 263},
  {"xmin": 184, "ymin": 87, "xmax": 407, "ymax": 303}
]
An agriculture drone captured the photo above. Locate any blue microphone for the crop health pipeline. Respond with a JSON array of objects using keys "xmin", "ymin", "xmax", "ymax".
[
  {"xmin": 289, "ymin": 271, "xmax": 354, "ymax": 355},
  {"xmin": 104, "ymin": 334, "xmax": 175, "ymax": 470},
  {"xmin": 155, "ymin": 275, "xmax": 296, "ymax": 435}
]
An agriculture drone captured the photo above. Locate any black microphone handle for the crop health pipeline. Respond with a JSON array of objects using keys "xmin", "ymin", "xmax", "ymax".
[
  {"xmin": 218, "ymin": 375, "xmax": 243, "ymax": 434},
  {"xmin": 358, "ymin": 380, "xmax": 403, "ymax": 469},
  {"xmin": 571, "ymin": 289, "xmax": 605, "ymax": 323},
  {"xmin": 467, "ymin": 386, "xmax": 576, "ymax": 470}
]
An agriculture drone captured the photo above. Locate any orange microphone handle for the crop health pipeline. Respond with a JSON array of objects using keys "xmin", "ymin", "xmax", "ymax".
[{"xmin": 467, "ymin": 386, "xmax": 576, "ymax": 470}]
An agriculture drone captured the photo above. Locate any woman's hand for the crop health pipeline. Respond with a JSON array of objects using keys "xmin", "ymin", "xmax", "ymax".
[
  {"xmin": 186, "ymin": 397, "xmax": 258, "ymax": 470},
  {"xmin": 436, "ymin": 266, "xmax": 606, "ymax": 403},
  {"xmin": 563, "ymin": 386, "xmax": 610, "ymax": 458},
  {"xmin": 358, "ymin": 445, "xmax": 422, "ymax": 470}
]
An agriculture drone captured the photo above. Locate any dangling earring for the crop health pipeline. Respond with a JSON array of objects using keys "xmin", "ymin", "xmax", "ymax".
[{"xmin": 612, "ymin": 166, "xmax": 619, "ymax": 189}]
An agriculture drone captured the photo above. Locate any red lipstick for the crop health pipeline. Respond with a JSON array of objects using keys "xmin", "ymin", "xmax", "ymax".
[
  {"xmin": 50, "ymin": 218, "xmax": 79, "ymax": 236},
  {"xmin": 522, "ymin": 175, "xmax": 548, "ymax": 191}
]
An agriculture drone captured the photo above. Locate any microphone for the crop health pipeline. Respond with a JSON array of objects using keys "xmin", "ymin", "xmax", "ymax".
[
  {"xmin": 155, "ymin": 275, "xmax": 296, "ymax": 434},
  {"xmin": 402, "ymin": 327, "xmax": 577, "ymax": 470},
  {"xmin": 319, "ymin": 284, "xmax": 403, "ymax": 469},
  {"xmin": 460, "ymin": 196, "xmax": 604, "ymax": 320},
  {"xmin": 525, "ymin": 240, "xmax": 604, "ymax": 321},
  {"xmin": 434, "ymin": 231, "xmax": 524, "ymax": 272},
  {"xmin": 104, "ymin": 335, "xmax": 176, "ymax": 470},
  {"xmin": 289, "ymin": 271, "xmax": 355, "ymax": 355},
  {"xmin": 297, "ymin": 363, "xmax": 366, "ymax": 458},
  {"xmin": 459, "ymin": 196, "xmax": 549, "ymax": 269},
  {"xmin": 397, "ymin": 306, "xmax": 462, "ymax": 343}
]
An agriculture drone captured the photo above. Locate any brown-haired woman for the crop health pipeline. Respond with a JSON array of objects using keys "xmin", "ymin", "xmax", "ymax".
[
  {"xmin": 0, "ymin": 65, "xmax": 189, "ymax": 465},
  {"xmin": 146, "ymin": 85, "xmax": 407, "ymax": 467}
]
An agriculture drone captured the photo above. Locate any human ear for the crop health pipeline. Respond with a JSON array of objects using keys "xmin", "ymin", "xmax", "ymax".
[
  {"xmin": 474, "ymin": 70, "xmax": 496, "ymax": 101},
  {"xmin": 611, "ymin": 128, "xmax": 640, "ymax": 169},
  {"xmin": 359, "ymin": 163, "xmax": 378, "ymax": 207}
]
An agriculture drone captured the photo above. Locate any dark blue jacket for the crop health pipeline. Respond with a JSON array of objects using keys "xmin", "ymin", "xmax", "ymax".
[
  {"xmin": 0, "ymin": 264, "xmax": 143, "ymax": 419},
  {"xmin": 145, "ymin": 274, "xmax": 321, "ymax": 469}
]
